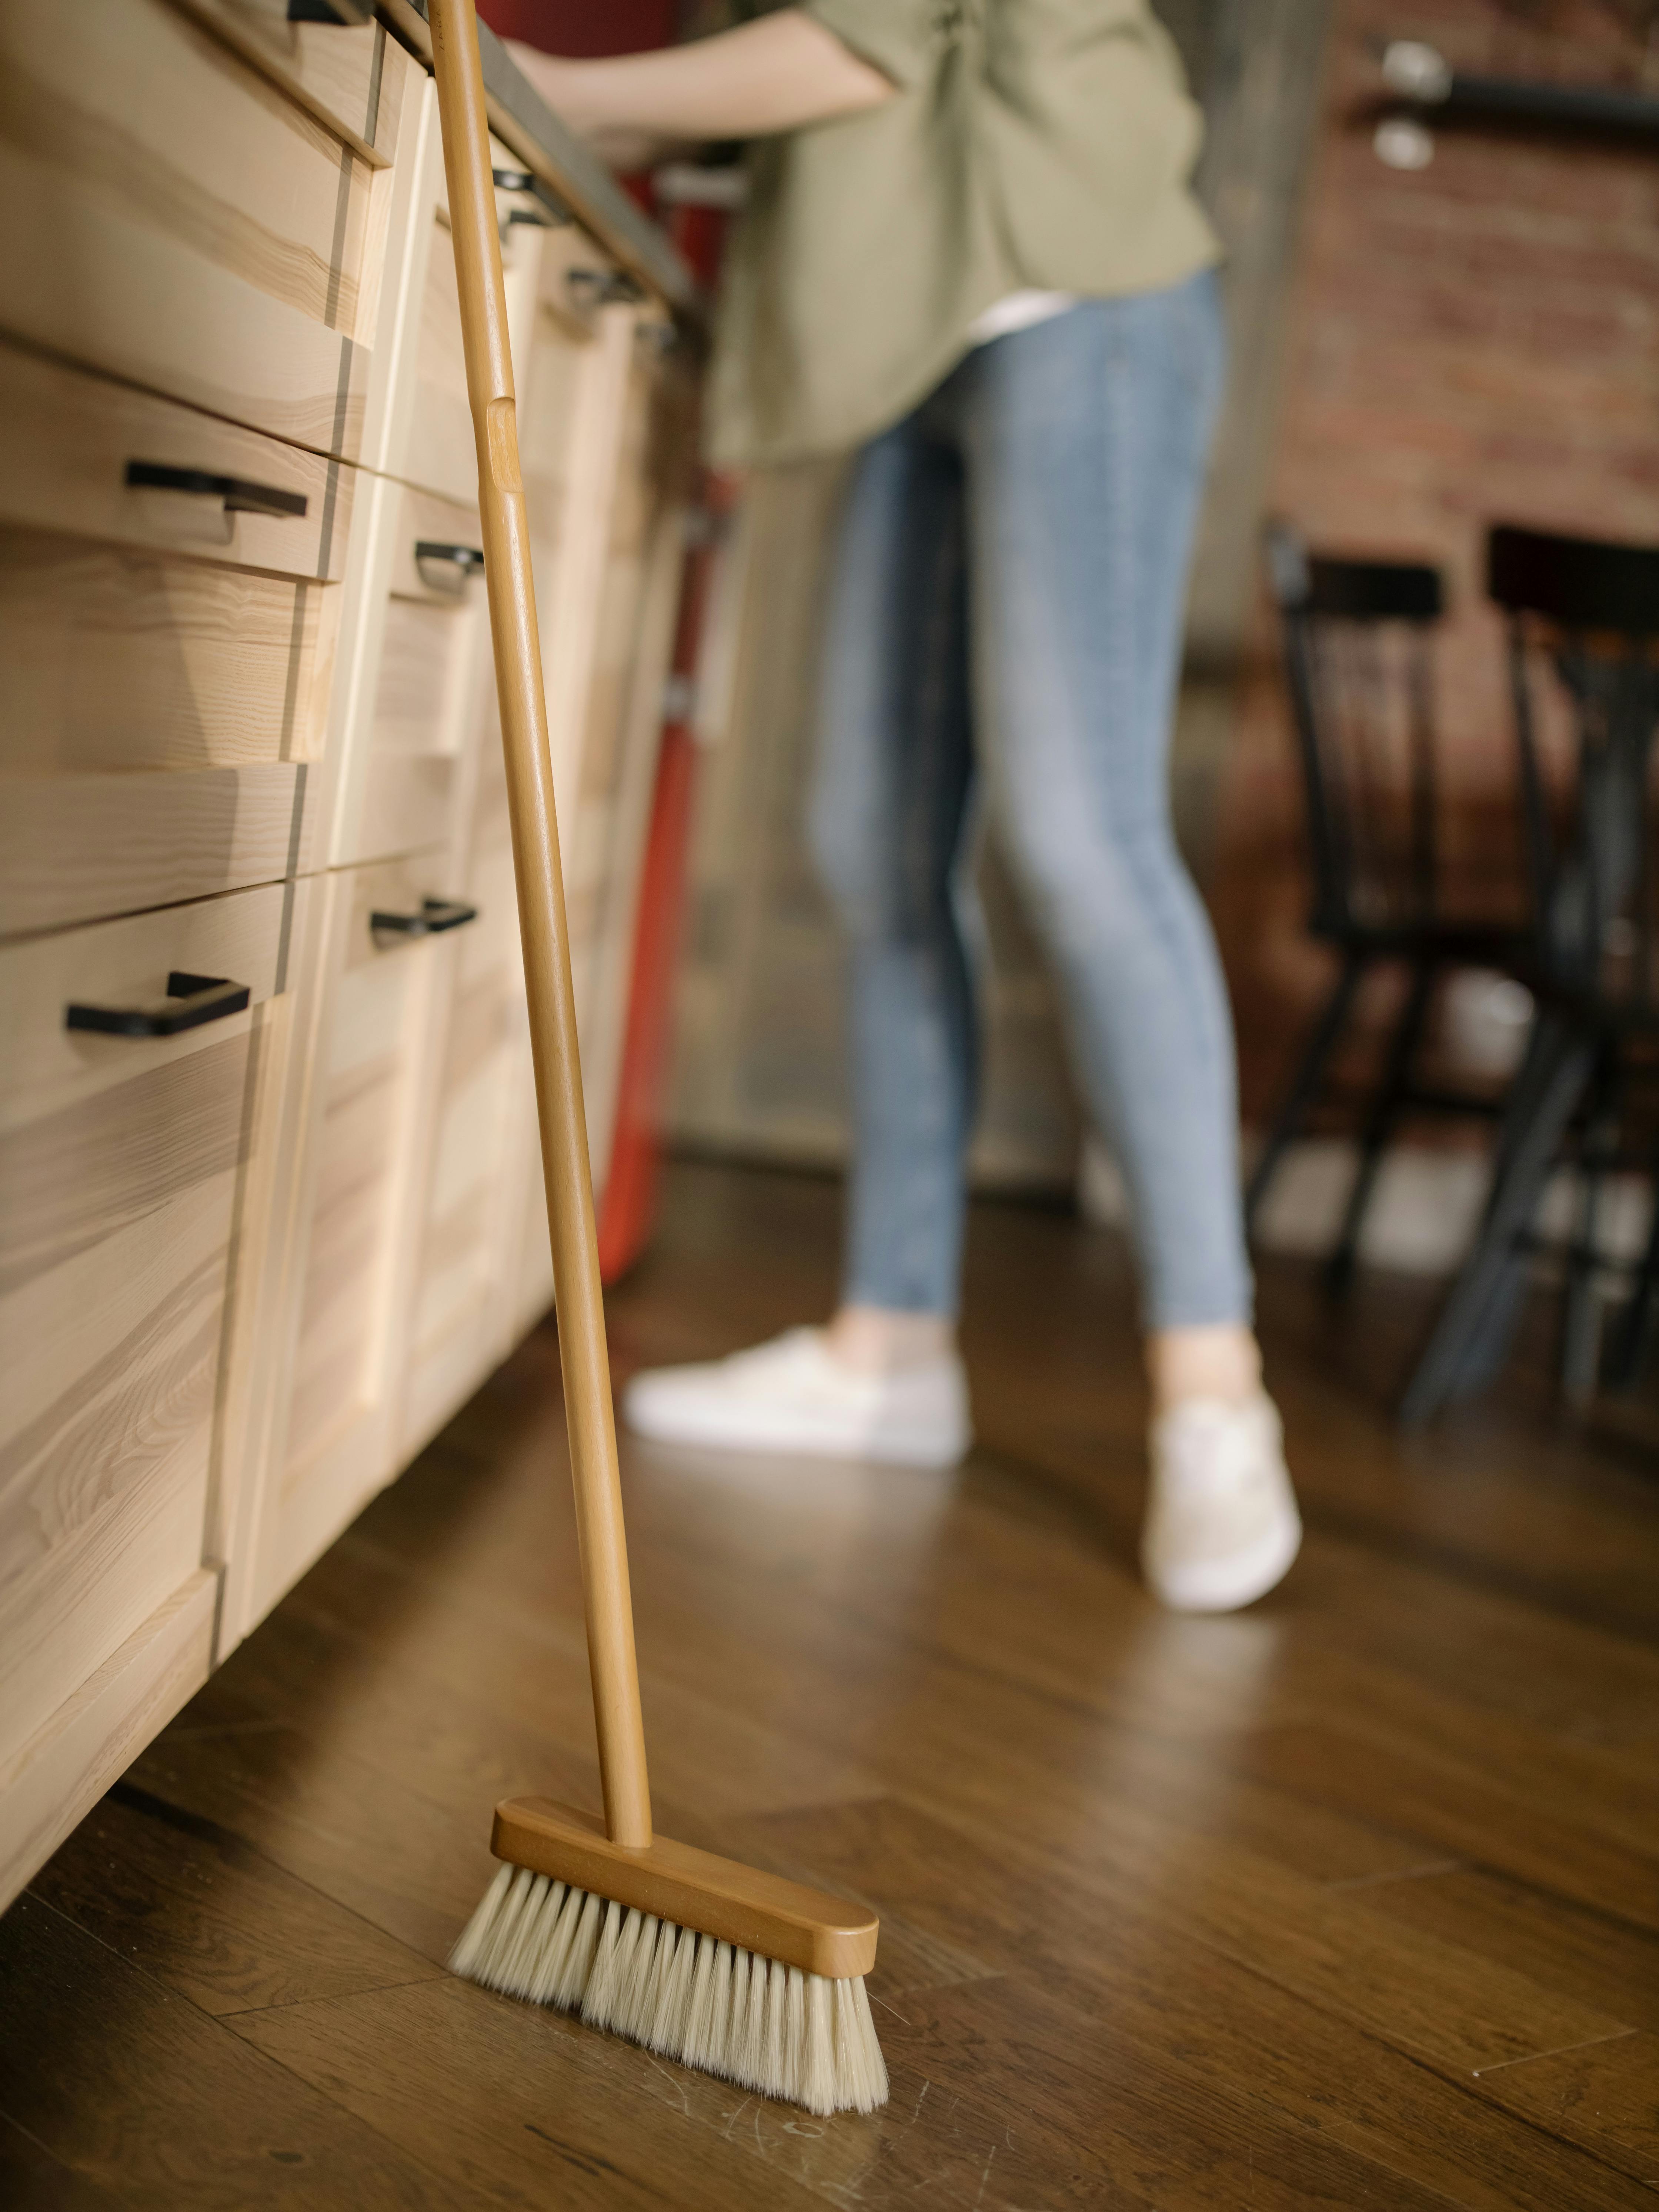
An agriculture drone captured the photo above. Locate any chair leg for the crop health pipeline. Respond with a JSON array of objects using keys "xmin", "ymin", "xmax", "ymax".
[
  {"xmin": 1606, "ymin": 1146, "xmax": 1659, "ymax": 1391},
  {"xmin": 1325, "ymin": 958, "xmax": 1436, "ymax": 1292},
  {"xmin": 1422, "ymin": 1018, "xmax": 1586, "ymax": 1407},
  {"xmin": 1245, "ymin": 952, "xmax": 1365, "ymax": 1234},
  {"xmin": 1399, "ymin": 1012, "xmax": 1596, "ymax": 1424},
  {"xmin": 1560, "ymin": 1049, "xmax": 1619, "ymax": 1404}
]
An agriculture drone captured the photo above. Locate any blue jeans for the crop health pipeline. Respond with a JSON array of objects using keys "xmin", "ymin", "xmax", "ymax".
[{"xmin": 807, "ymin": 271, "xmax": 1251, "ymax": 1330}]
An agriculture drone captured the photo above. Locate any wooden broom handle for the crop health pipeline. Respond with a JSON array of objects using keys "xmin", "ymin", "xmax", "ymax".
[{"xmin": 428, "ymin": 0, "xmax": 653, "ymax": 1851}]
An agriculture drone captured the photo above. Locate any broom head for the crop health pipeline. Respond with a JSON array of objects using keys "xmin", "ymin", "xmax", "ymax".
[{"xmin": 450, "ymin": 1796, "xmax": 888, "ymax": 2115}]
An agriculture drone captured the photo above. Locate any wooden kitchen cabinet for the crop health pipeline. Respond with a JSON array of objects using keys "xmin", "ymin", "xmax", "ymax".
[
  {"xmin": 0, "ymin": 878, "xmax": 306, "ymax": 1898},
  {"xmin": 0, "ymin": 0, "xmax": 695, "ymax": 1911},
  {"xmin": 169, "ymin": 0, "xmax": 401, "ymax": 157},
  {"xmin": 0, "ymin": 0, "xmax": 416, "ymax": 462},
  {"xmin": 561, "ymin": 330, "xmax": 692, "ymax": 1182},
  {"xmin": 0, "ymin": 340, "xmax": 353, "ymax": 934},
  {"xmin": 397, "ymin": 761, "xmax": 525, "ymax": 1460},
  {"xmin": 248, "ymin": 854, "xmax": 464, "ymax": 1618}
]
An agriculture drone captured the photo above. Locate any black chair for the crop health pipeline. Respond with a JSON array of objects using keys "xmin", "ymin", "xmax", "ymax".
[
  {"xmin": 1401, "ymin": 523, "xmax": 1659, "ymax": 1421},
  {"xmin": 1246, "ymin": 524, "xmax": 1524, "ymax": 1285}
]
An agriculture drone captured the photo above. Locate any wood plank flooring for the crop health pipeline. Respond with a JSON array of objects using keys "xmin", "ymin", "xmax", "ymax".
[{"xmin": 6, "ymin": 1156, "xmax": 1659, "ymax": 2209}]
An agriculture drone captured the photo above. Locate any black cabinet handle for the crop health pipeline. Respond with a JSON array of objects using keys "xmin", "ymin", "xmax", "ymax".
[
  {"xmin": 415, "ymin": 541, "xmax": 485, "ymax": 593},
  {"xmin": 287, "ymin": 1, "xmax": 373, "ymax": 22},
  {"xmin": 492, "ymin": 168, "xmax": 571, "ymax": 228},
  {"xmin": 126, "ymin": 461, "xmax": 308, "ymax": 520},
  {"xmin": 66, "ymin": 971, "xmax": 252, "ymax": 1038},
  {"xmin": 565, "ymin": 267, "xmax": 645, "ymax": 313},
  {"xmin": 370, "ymin": 898, "xmax": 478, "ymax": 942}
]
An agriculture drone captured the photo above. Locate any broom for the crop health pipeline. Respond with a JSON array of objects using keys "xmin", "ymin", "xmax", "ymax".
[{"xmin": 427, "ymin": 0, "xmax": 888, "ymax": 2117}]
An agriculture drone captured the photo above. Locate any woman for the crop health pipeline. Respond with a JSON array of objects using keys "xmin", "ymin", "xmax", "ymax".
[{"xmin": 511, "ymin": 4, "xmax": 1301, "ymax": 1613}]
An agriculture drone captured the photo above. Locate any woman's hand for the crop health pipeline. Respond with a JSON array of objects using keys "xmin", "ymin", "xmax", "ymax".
[{"xmin": 506, "ymin": 10, "xmax": 895, "ymax": 170}]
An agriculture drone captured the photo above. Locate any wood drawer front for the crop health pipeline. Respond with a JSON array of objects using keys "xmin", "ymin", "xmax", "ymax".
[
  {"xmin": 564, "ymin": 342, "xmax": 686, "ymax": 1185},
  {"xmin": 401, "ymin": 840, "xmax": 523, "ymax": 1457},
  {"xmin": 168, "ymin": 1, "xmax": 407, "ymax": 162},
  {"xmin": 281, "ymin": 857, "xmax": 458, "ymax": 1491},
  {"xmin": 518, "ymin": 237, "xmax": 610, "ymax": 624},
  {"xmin": 0, "ymin": 883, "xmax": 289, "ymax": 1773},
  {"xmin": 0, "ymin": 344, "xmax": 353, "ymax": 934},
  {"xmin": 0, "ymin": 0, "xmax": 411, "ymax": 460},
  {"xmin": 0, "ymin": 343, "xmax": 353, "ymax": 583},
  {"xmin": 404, "ymin": 206, "xmax": 476, "ymax": 506},
  {"xmin": 351, "ymin": 484, "xmax": 490, "ymax": 866},
  {"xmin": 396, "ymin": 154, "xmax": 557, "ymax": 506},
  {"xmin": 461, "ymin": 734, "xmax": 552, "ymax": 1342},
  {"xmin": 0, "ymin": 1566, "xmax": 215, "ymax": 1914}
]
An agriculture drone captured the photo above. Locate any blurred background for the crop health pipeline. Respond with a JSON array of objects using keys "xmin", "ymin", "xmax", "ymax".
[{"xmin": 489, "ymin": 0, "xmax": 1659, "ymax": 1387}]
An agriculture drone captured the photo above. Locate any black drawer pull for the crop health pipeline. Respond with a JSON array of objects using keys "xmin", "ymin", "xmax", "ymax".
[
  {"xmin": 565, "ymin": 267, "xmax": 646, "ymax": 312},
  {"xmin": 370, "ymin": 898, "xmax": 478, "ymax": 941},
  {"xmin": 493, "ymin": 168, "xmax": 571, "ymax": 228},
  {"xmin": 287, "ymin": 1, "xmax": 373, "ymax": 22},
  {"xmin": 126, "ymin": 461, "xmax": 308, "ymax": 520},
  {"xmin": 415, "ymin": 541, "xmax": 486, "ymax": 593},
  {"xmin": 66, "ymin": 971, "xmax": 252, "ymax": 1038}
]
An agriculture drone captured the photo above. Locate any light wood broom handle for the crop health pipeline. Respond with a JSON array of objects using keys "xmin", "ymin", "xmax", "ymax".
[{"xmin": 428, "ymin": 0, "xmax": 654, "ymax": 1852}]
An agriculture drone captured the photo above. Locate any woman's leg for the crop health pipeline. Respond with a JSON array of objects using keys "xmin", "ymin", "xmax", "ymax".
[
  {"xmin": 808, "ymin": 418, "xmax": 980, "ymax": 1338},
  {"xmin": 960, "ymin": 274, "xmax": 1253, "ymax": 1361},
  {"xmin": 958, "ymin": 277, "xmax": 1298, "ymax": 1605},
  {"xmin": 619, "ymin": 417, "xmax": 978, "ymax": 1467}
]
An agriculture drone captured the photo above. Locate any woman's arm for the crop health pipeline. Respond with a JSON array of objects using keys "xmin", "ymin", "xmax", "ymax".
[{"xmin": 506, "ymin": 10, "xmax": 896, "ymax": 170}]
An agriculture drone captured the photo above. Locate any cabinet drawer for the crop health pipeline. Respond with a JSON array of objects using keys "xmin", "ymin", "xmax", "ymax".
[
  {"xmin": 169, "ymin": 0, "xmax": 405, "ymax": 160},
  {"xmin": 404, "ymin": 200, "xmax": 476, "ymax": 506},
  {"xmin": 401, "ymin": 841, "xmax": 523, "ymax": 1457},
  {"xmin": 0, "ymin": 343, "xmax": 354, "ymax": 935},
  {"xmin": 274, "ymin": 856, "xmax": 472, "ymax": 1586},
  {"xmin": 557, "ymin": 332, "xmax": 687, "ymax": 1185},
  {"xmin": 400, "ymin": 150, "xmax": 565, "ymax": 506},
  {"xmin": 0, "ymin": 882, "xmax": 291, "ymax": 1773},
  {"xmin": 350, "ymin": 483, "xmax": 491, "ymax": 866},
  {"xmin": 0, "ymin": 0, "xmax": 413, "ymax": 460}
]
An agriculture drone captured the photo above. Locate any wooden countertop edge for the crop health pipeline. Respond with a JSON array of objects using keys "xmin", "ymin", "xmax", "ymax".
[{"xmin": 376, "ymin": 0, "xmax": 703, "ymax": 324}]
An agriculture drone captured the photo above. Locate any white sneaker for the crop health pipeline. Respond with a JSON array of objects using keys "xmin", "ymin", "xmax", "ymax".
[
  {"xmin": 621, "ymin": 1327, "xmax": 971, "ymax": 1468},
  {"xmin": 1142, "ymin": 1394, "xmax": 1302, "ymax": 1612}
]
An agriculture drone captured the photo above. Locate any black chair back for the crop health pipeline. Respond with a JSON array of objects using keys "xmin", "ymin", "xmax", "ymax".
[
  {"xmin": 1265, "ymin": 523, "xmax": 1446, "ymax": 941},
  {"xmin": 1489, "ymin": 523, "xmax": 1659, "ymax": 1016}
]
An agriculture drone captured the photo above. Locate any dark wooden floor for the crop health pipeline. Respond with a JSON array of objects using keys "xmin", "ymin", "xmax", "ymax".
[{"xmin": 6, "ymin": 1158, "xmax": 1659, "ymax": 2210}]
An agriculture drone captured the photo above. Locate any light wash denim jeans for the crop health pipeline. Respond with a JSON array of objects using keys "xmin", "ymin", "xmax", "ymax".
[{"xmin": 807, "ymin": 270, "xmax": 1251, "ymax": 1330}]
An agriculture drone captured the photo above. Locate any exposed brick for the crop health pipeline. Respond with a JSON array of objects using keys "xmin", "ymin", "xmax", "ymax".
[{"xmin": 1212, "ymin": 0, "xmax": 1659, "ymax": 1118}]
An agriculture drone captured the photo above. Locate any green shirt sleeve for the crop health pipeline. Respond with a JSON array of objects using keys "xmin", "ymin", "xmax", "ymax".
[{"xmin": 801, "ymin": 0, "xmax": 938, "ymax": 89}]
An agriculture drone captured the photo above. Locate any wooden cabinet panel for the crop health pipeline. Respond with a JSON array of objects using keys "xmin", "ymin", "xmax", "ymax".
[
  {"xmin": 261, "ymin": 856, "xmax": 461, "ymax": 1610},
  {"xmin": 0, "ymin": 1567, "xmax": 215, "ymax": 1914},
  {"xmin": 0, "ymin": 342, "xmax": 354, "ymax": 934},
  {"xmin": 168, "ymin": 0, "xmax": 406, "ymax": 163},
  {"xmin": 399, "ymin": 147, "xmax": 555, "ymax": 506},
  {"xmin": 403, "ymin": 204, "xmax": 476, "ymax": 506},
  {"xmin": 0, "ymin": 0, "xmax": 413, "ymax": 459},
  {"xmin": 398, "ymin": 833, "xmax": 522, "ymax": 1458},
  {"xmin": 0, "ymin": 883, "xmax": 291, "ymax": 1776},
  {"xmin": 351, "ymin": 483, "xmax": 490, "ymax": 866},
  {"xmin": 1, "ymin": 768, "xmax": 308, "ymax": 943},
  {"xmin": 0, "ymin": 0, "xmax": 696, "ymax": 1917},
  {"xmin": 561, "ymin": 340, "xmax": 689, "ymax": 1185},
  {"xmin": 0, "ymin": 342, "xmax": 353, "ymax": 583}
]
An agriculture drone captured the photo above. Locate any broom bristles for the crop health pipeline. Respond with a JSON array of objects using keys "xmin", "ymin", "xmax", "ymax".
[{"xmin": 450, "ymin": 1861, "xmax": 888, "ymax": 2115}]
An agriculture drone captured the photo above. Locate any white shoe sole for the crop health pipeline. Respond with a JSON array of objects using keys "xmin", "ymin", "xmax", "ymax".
[
  {"xmin": 622, "ymin": 1385, "xmax": 971, "ymax": 1470},
  {"xmin": 1144, "ymin": 1508, "xmax": 1302, "ymax": 1613}
]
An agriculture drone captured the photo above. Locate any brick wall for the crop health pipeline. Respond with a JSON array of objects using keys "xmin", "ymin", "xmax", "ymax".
[{"xmin": 1212, "ymin": 0, "xmax": 1659, "ymax": 1122}]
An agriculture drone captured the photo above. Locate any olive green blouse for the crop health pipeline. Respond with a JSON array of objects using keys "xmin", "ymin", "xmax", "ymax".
[{"xmin": 707, "ymin": 0, "xmax": 1220, "ymax": 468}]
